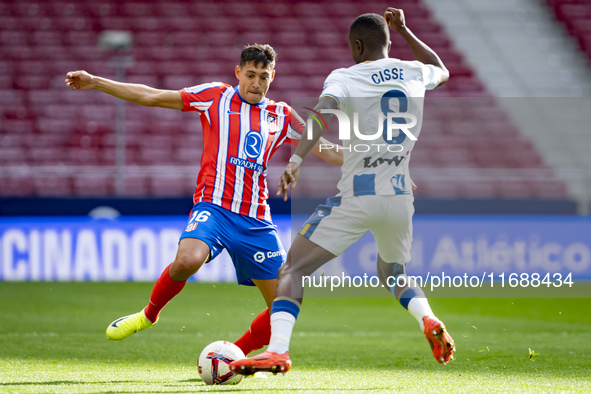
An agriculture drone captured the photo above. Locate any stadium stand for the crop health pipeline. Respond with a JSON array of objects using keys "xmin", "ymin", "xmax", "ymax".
[{"xmin": 0, "ymin": 0, "xmax": 570, "ymax": 202}]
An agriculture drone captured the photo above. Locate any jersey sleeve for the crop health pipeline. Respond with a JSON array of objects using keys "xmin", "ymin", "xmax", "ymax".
[
  {"xmin": 276, "ymin": 106, "xmax": 303, "ymax": 147},
  {"xmin": 319, "ymin": 69, "xmax": 348, "ymax": 106},
  {"xmin": 421, "ymin": 64, "xmax": 447, "ymax": 90},
  {"xmin": 179, "ymin": 82, "xmax": 224, "ymax": 113},
  {"xmin": 286, "ymin": 109, "xmax": 304, "ymax": 144}
]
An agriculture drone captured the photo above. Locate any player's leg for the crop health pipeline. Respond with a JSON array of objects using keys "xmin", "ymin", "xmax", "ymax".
[
  {"xmin": 224, "ymin": 214, "xmax": 285, "ymax": 357},
  {"xmin": 106, "ymin": 238, "xmax": 210, "ymax": 340},
  {"xmin": 231, "ymin": 197, "xmax": 365, "ymax": 374},
  {"xmin": 107, "ymin": 202, "xmax": 224, "ymax": 341},
  {"xmin": 231, "ymin": 235, "xmax": 336, "ymax": 374},
  {"xmin": 145, "ymin": 238, "xmax": 210, "ymax": 321},
  {"xmin": 373, "ymin": 195, "xmax": 454, "ymax": 364},
  {"xmin": 377, "ymin": 257, "xmax": 454, "ymax": 364},
  {"xmin": 376, "ymin": 257, "xmax": 434, "ymax": 326},
  {"xmin": 269, "ymin": 235, "xmax": 336, "ymax": 349},
  {"xmin": 233, "ymin": 278, "xmax": 276, "ymax": 356}
]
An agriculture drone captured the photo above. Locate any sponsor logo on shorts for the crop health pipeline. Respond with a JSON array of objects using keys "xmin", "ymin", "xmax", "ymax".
[{"xmin": 254, "ymin": 250, "xmax": 285, "ymax": 263}]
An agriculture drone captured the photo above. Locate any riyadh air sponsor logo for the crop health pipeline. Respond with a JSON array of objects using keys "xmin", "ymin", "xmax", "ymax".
[
  {"xmin": 254, "ymin": 250, "xmax": 285, "ymax": 263},
  {"xmin": 228, "ymin": 157, "xmax": 264, "ymax": 173},
  {"xmin": 244, "ymin": 130, "xmax": 263, "ymax": 159}
]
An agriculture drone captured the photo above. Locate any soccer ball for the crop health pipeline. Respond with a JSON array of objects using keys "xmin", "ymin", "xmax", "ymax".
[{"xmin": 198, "ymin": 341, "xmax": 245, "ymax": 385}]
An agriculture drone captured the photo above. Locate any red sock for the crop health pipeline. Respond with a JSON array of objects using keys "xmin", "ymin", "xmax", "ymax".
[
  {"xmin": 234, "ymin": 308, "xmax": 271, "ymax": 356},
  {"xmin": 144, "ymin": 264, "xmax": 186, "ymax": 323}
]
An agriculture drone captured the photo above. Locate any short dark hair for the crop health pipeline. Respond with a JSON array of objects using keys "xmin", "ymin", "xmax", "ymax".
[
  {"xmin": 349, "ymin": 13, "xmax": 390, "ymax": 51},
  {"xmin": 240, "ymin": 44, "xmax": 277, "ymax": 68}
]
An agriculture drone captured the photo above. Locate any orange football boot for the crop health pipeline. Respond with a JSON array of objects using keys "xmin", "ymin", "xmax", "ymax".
[
  {"xmin": 423, "ymin": 316, "xmax": 455, "ymax": 365},
  {"xmin": 230, "ymin": 351, "xmax": 292, "ymax": 375}
]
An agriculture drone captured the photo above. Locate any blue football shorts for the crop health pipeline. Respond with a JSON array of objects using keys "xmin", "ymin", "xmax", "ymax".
[{"xmin": 179, "ymin": 201, "xmax": 286, "ymax": 286}]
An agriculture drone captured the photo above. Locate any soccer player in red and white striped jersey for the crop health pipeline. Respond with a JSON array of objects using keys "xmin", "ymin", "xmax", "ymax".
[
  {"xmin": 180, "ymin": 80, "xmax": 303, "ymax": 221},
  {"xmin": 65, "ymin": 44, "xmax": 341, "ymax": 355}
]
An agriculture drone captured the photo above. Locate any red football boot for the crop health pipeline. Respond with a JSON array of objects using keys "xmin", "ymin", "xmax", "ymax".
[
  {"xmin": 230, "ymin": 351, "xmax": 291, "ymax": 375},
  {"xmin": 423, "ymin": 316, "xmax": 455, "ymax": 365}
]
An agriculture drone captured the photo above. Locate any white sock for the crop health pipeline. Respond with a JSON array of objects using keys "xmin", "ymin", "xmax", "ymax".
[
  {"xmin": 266, "ymin": 312, "xmax": 296, "ymax": 355},
  {"xmin": 407, "ymin": 297, "xmax": 435, "ymax": 331}
]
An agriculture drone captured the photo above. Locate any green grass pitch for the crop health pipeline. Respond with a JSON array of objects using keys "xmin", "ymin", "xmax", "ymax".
[{"xmin": 1, "ymin": 282, "xmax": 590, "ymax": 393}]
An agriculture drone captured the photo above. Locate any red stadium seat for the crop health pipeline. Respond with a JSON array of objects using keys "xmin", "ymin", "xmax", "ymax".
[
  {"xmin": 101, "ymin": 147, "xmax": 139, "ymax": 166},
  {"xmin": 0, "ymin": 177, "xmax": 35, "ymax": 196},
  {"xmin": 26, "ymin": 147, "xmax": 65, "ymax": 165},
  {"xmin": 87, "ymin": 2, "xmax": 118, "ymax": 18},
  {"xmin": 12, "ymin": 3, "xmax": 50, "ymax": 17},
  {"xmin": 14, "ymin": 75, "xmax": 51, "ymax": 90},
  {"xmin": 162, "ymin": 76, "xmax": 195, "ymax": 90},
  {"xmin": 72, "ymin": 176, "xmax": 114, "ymax": 196},
  {"xmin": 461, "ymin": 180, "xmax": 501, "ymax": 199},
  {"xmin": 121, "ymin": 176, "xmax": 150, "ymax": 197},
  {"xmin": 155, "ymin": 3, "xmax": 190, "ymax": 17},
  {"xmin": 120, "ymin": 2, "xmax": 155, "ymax": 17},
  {"xmin": 33, "ymin": 176, "xmax": 73, "ymax": 197},
  {"xmin": 1, "ymin": 119, "xmax": 35, "ymax": 134},
  {"xmin": 138, "ymin": 147, "xmax": 174, "ymax": 165},
  {"xmin": 126, "ymin": 75, "xmax": 159, "ymax": 87},
  {"xmin": 0, "ymin": 89, "xmax": 25, "ymax": 106},
  {"xmin": 66, "ymin": 147, "xmax": 101, "ymax": 165},
  {"xmin": 416, "ymin": 180, "xmax": 462, "ymax": 199},
  {"xmin": 0, "ymin": 31, "xmax": 29, "ymax": 46},
  {"xmin": 49, "ymin": 2, "xmax": 88, "ymax": 17},
  {"xmin": 24, "ymin": 133, "xmax": 68, "ymax": 148},
  {"xmin": 36, "ymin": 119, "xmax": 76, "ymax": 135},
  {"xmin": 0, "ymin": 16, "xmax": 19, "ymax": 31},
  {"xmin": 499, "ymin": 181, "xmax": 534, "ymax": 199},
  {"xmin": 0, "ymin": 147, "xmax": 27, "ymax": 164},
  {"xmin": 175, "ymin": 147, "xmax": 201, "ymax": 165},
  {"xmin": 0, "ymin": 76, "xmax": 12, "ymax": 89}
]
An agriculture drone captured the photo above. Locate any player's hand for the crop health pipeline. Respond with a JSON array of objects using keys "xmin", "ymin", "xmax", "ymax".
[
  {"xmin": 277, "ymin": 162, "xmax": 300, "ymax": 201},
  {"xmin": 65, "ymin": 70, "xmax": 96, "ymax": 90},
  {"xmin": 384, "ymin": 8, "xmax": 407, "ymax": 34}
]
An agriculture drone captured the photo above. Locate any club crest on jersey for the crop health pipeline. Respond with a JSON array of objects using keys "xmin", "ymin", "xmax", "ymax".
[{"xmin": 266, "ymin": 113, "xmax": 277, "ymax": 124}]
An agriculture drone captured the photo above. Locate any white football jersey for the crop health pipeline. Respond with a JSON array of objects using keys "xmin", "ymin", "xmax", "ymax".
[{"xmin": 321, "ymin": 58, "xmax": 445, "ymax": 197}]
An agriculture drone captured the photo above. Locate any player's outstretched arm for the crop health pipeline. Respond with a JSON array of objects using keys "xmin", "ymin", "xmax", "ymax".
[
  {"xmin": 385, "ymin": 8, "xmax": 449, "ymax": 86},
  {"xmin": 65, "ymin": 70, "xmax": 183, "ymax": 110}
]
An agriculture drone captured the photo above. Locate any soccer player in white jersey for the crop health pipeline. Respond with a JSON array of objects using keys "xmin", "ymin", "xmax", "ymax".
[{"xmin": 231, "ymin": 8, "xmax": 455, "ymax": 374}]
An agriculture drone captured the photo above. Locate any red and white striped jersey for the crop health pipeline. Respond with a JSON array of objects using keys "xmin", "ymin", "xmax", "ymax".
[{"xmin": 180, "ymin": 82, "xmax": 302, "ymax": 221}]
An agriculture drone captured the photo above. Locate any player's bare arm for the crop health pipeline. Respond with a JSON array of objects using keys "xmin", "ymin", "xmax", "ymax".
[
  {"xmin": 385, "ymin": 8, "xmax": 449, "ymax": 86},
  {"xmin": 309, "ymin": 137, "xmax": 343, "ymax": 166},
  {"xmin": 276, "ymin": 96, "xmax": 339, "ymax": 201},
  {"xmin": 65, "ymin": 70, "xmax": 183, "ymax": 110}
]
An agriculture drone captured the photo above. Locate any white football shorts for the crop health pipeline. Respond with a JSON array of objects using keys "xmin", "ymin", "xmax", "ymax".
[{"xmin": 298, "ymin": 194, "xmax": 414, "ymax": 263}]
